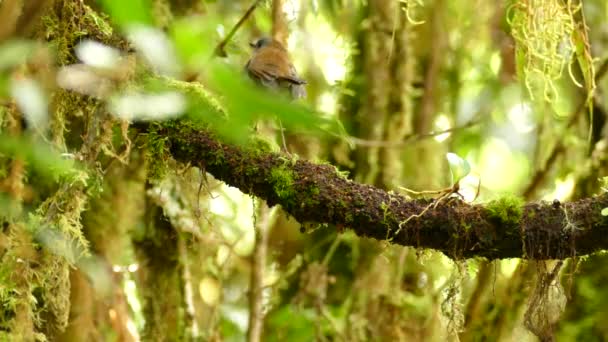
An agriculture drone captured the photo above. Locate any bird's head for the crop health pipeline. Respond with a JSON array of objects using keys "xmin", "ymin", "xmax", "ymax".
[{"xmin": 249, "ymin": 37, "xmax": 277, "ymax": 50}]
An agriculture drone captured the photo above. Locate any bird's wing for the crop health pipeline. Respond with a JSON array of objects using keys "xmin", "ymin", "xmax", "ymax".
[
  {"xmin": 279, "ymin": 73, "xmax": 306, "ymax": 85},
  {"xmin": 247, "ymin": 59, "xmax": 278, "ymax": 81},
  {"xmin": 273, "ymin": 64, "xmax": 306, "ymax": 85},
  {"xmin": 283, "ymin": 65, "xmax": 307, "ymax": 85},
  {"xmin": 246, "ymin": 47, "xmax": 306, "ymax": 92}
]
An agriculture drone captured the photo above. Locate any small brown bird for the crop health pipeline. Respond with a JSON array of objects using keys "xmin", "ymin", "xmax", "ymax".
[{"xmin": 245, "ymin": 37, "xmax": 306, "ymax": 99}]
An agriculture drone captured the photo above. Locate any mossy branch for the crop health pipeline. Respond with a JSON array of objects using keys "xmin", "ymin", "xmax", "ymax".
[{"xmin": 153, "ymin": 120, "xmax": 608, "ymax": 260}]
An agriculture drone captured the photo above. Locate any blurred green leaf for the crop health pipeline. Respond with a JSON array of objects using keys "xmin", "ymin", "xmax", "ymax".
[
  {"xmin": 10, "ymin": 78, "xmax": 48, "ymax": 130},
  {"xmin": 0, "ymin": 193, "xmax": 22, "ymax": 220},
  {"xmin": 205, "ymin": 63, "xmax": 345, "ymax": 144},
  {"xmin": 0, "ymin": 135, "xmax": 77, "ymax": 180},
  {"xmin": 0, "ymin": 40, "xmax": 36, "ymax": 70},
  {"xmin": 265, "ymin": 306, "xmax": 316, "ymax": 342},
  {"xmin": 31, "ymin": 222, "xmax": 85, "ymax": 263},
  {"xmin": 127, "ymin": 26, "xmax": 181, "ymax": 77},
  {"xmin": 219, "ymin": 314, "xmax": 245, "ymax": 342},
  {"xmin": 170, "ymin": 18, "xmax": 216, "ymax": 69},
  {"xmin": 97, "ymin": 0, "xmax": 153, "ymax": 28}
]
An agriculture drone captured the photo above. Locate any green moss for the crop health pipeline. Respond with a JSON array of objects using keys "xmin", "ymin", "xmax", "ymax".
[
  {"xmin": 42, "ymin": 0, "xmax": 119, "ymax": 148},
  {"xmin": 42, "ymin": 1, "xmax": 116, "ymax": 65},
  {"xmin": 243, "ymin": 164, "xmax": 259, "ymax": 177},
  {"xmin": 461, "ymin": 220, "xmax": 472, "ymax": 232},
  {"xmin": 161, "ymin": 77, "xmax": 225, "ymax": 114},
  {"xmin": 380, "ymin": 201, "xmax": 390, "ymax": 222},
  {"xmin": 486, "ymin": 195, "xmax": 525, "ymax": 226},
  {"xmin": 249, "ymin": 136, "xmax": 277, "ymax": 155},
  {"xmin": 302, "ymin": 185, "xmax": 320, "ymax": 207},
  {"xmin": 269, "ymin": 166, "xmax": 295, "ymax": 204},
  {"xmin": 144, "ymin": 129, "xmax": 171, "ymax": 180},
  {"xmin": 2, "ymin": 1, "xmax": 125, "ymax": 340},
  {"xmin": 345, "ymin": 212, "xmax": 354, "ymax": 223},
  {"xmin": 208, "ymin": 147, "xmax": 225, "ymax": 166}
]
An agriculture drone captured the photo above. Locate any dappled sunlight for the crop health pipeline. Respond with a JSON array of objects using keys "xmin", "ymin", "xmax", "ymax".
[
  {"xmin": 478, "ymin": 138, "xmax": 530, "ymax": 192},
  {"xmin": 508, "ymin": 102, "xmax": 535, "ymax": 133}
]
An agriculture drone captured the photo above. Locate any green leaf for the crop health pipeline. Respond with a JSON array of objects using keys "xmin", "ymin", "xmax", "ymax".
[
  {"xmin": 601, "ymin": 208, "xmax": 608, "ymax": 216},
  {"xmin": 446, "ymin": 152, "xmax": 471, "ymax": 184}
]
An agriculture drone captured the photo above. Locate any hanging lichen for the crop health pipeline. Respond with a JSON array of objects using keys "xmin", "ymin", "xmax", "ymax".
[{"xmin": 508, "ymin": 0, "xmax": 578, "ymax": 103}]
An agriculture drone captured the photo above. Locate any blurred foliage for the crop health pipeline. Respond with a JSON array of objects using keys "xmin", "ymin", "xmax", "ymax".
[
  {"xmin": 0, "ymin": 0, "xmax": 606, "ymax": 341},
  {"xmin": 99, "ymin": 0, "xmax": 154, "ymax": 27}
]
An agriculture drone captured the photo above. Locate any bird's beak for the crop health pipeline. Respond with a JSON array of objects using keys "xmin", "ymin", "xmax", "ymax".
[{"xmin": 249, "ymin": 42, "xmax": 257, "ymax": 48}]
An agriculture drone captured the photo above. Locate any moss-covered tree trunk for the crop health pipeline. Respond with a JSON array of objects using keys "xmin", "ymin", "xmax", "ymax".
[{"xmin": 134, "ymin": 197, "xmax": 185, "ymax": 341}]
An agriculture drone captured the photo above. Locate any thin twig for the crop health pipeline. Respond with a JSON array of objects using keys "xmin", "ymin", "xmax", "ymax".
[
  {"xmin": 522, "ymin": 143, "xmax": 565, "ymax": 200},
  {"xmin": 247, "ymin": 201, "xmax": 276, "ymax": 342},
  {"xmin": 347, "ymin": 119, "xmax": 480, "ymax": 148},
  {"xmin": 214, "ymin": 0, "xmax": 263, "ymax": 57}
]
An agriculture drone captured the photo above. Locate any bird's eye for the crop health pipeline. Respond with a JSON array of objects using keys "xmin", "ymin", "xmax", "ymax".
[
  {"xmin": 258, "ymin": 38, "xmax": 271, "ymax": 47},
  {"xmin": 249, "ymin": 38, "xmax": 270, "ymax": 49}
]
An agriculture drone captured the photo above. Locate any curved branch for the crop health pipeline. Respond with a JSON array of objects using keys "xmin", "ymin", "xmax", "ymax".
[
  {"xmin": 157, "ymin": 121, "xmax": 608, "ymax": 260},
  {"xmin": 213, "ymin": 0, "xmax": 263, "ymax": 57}
]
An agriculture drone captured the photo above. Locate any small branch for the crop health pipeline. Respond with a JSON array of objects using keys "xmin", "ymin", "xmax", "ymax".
[
  {"xmin": 461, "ymin": 261, "xmax": 492, "ymax": 334},
  {"xmin": 522, "ymin": 58, "xmax": 608, "ymax": 199},
  {"xmin": 214, "ymin": 0, "xmax": 263, "ymax": 57},
  {"xmin": 0, "ymin": 0, "xmax": 21, "ymax": 41},
  {"xmin": 271, "ymin": 0, "xmax": 287, "ymax": 45},
  {"xmin": 522, "ymin": 143, "xmax": 565, "ymax": 200}
]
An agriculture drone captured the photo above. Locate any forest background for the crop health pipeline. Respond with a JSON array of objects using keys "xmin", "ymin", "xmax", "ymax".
[{"xmin": 0, "ymin": 0, "xmax": 607, "ymax": 341}]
